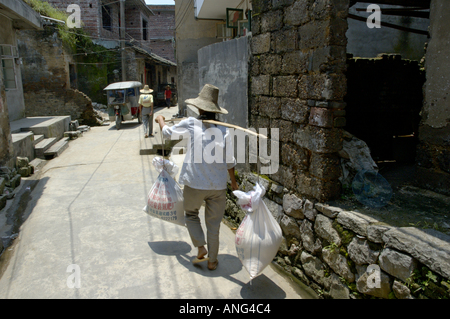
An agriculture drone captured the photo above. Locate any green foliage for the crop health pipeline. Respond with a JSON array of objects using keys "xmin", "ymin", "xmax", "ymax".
[{"xmin": 24, "ymin": 0, "xmax": 80, "ymax": 51}]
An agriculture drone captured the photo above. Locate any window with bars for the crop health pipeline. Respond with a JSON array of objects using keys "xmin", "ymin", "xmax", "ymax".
[{"xmin": 1, "ymin": 45, "xmax": 18, "ymax": 90}]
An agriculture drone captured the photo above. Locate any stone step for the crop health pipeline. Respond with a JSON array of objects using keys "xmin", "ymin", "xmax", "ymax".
[
  {"xmin": 29, "ymin": 158, "xmax": 47, "ymax": 173},
  {"xmin": 34, "ymin": 137, "xmax": 57, "ymax": 158},
  {"xmin": 44, "ymin": 137, "xmax": 69, "ymax": 159},
  {"xmin": 33, "ymin": 135, "xmax": 44, "ymax": 146}
]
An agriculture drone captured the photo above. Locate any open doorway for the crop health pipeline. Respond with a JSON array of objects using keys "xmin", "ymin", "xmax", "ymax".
[{"xmin": 344, "ymin": 1, "xmax": 430, "ymax": 189}]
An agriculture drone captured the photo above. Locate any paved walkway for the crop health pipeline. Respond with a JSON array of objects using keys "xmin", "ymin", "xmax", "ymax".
[{"xmin": 0, "ymin": 107, "xmax": 316, "ymax": 299}]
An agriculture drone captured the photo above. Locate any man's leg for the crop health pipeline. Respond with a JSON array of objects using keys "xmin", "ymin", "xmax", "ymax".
[
  {"xmin": 142, "ymin": 112, "xmax": 149, "ymax": 136},
  {"xmin": 183, "ymin": 186, "xmax": 207, "ymax": 252},
  {"xmin": 204, "ymin": 189, "xmax": 227, "ymax": 265}
]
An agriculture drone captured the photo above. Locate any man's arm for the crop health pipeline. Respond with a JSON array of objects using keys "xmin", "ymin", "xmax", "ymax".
[
  {"xmin": 228, "ymin": 167, "xmax": 238, "ymax": 191},
  {"xmin": 155, "ymin": 115, "xmax": 165, "ymax": 130}
]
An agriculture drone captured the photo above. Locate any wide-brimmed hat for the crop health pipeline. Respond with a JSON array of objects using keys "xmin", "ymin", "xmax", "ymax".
[
  {"xmin": 140, "ymin": 85, "xmax": 153, "ymax": 93},
  {"xmin": 185, "ymin": 84, "xmax": 228, "ymax": 114}
]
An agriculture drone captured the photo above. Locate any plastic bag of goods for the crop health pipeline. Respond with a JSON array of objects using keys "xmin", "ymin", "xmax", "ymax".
[
  {"xmin": 233, "ymin": 183, "xmax": 283, "ymax": 279},
  {"xmin": 143, "ymin": 157, "xmax": 185, "ymax": 226}
]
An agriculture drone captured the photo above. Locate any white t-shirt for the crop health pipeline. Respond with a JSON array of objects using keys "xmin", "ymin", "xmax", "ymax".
[
  {"xmin": 139, "ymin": 94, "xmax": 153, "ymax": 107},
  {"xmin": 162, "ymin": 117, "xmax": 236, "ymax": 190}
]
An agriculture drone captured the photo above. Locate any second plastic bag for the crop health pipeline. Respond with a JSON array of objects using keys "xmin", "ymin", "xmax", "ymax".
[
  {"xmin": 143, "ymin": 157, "xmax": 185, "ymax": 227},
  {"xmin": 233, "ymin": 183, "xmax": 283, "ymax": 279}
]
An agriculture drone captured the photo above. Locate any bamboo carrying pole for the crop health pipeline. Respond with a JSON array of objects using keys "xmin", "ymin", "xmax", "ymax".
[{"xmin": 159, "ymin": 117, "xmax": 268, "ymax": 139}]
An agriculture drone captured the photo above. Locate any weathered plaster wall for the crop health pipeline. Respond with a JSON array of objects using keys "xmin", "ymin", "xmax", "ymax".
[
  {"xmin": 249, "ymin": 0, "xmax": 348, "ymax": 202},
  {"xmin": 198, "ymin": 36, "xmax": 249, "ymax": 129},
  {"xmin": 0, "ymin": 68, "xmax": 14, "ymax": 168},
  {"xmin": 416, "ymin": 0, "xmax": 450, "ymax": 195},
  {"xmin": 0, "ymin": 17, "xmax": 26, "ymax": 121},
  {"xmin": 175, "ymin": 0, "xmax": 223, "ymax": 116},
  {"xmin": 17, "ymin": 28, "xmax": 98, "ymax": 125}
]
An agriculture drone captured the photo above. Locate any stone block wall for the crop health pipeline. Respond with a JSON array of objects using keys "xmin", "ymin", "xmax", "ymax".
[
  {"xmin": 226, "ymin": 173, "xmax": 450, "ymax": 299},
  {"xmin": 249, "ymin": 0, "xmax": 349, "ymax": 202}
]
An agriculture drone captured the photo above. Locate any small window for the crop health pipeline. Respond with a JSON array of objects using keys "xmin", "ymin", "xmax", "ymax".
[
  {"xmin": 102, "ymin": 5, "xmax": 112, "ymax": 31},
  {"xmin": 142, "ymin": 19, "xmax": 148, "ymax": 41},
  {"xmin": 1, "ymin": 45, "xmax": 18, "ymax": 90}
]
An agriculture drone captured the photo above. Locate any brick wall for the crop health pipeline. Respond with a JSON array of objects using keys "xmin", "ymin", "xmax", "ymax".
[
  {"xmin": 147, "ymin": 5, "xmax": 175, "ymax": 63},
  {"xmin": 249, "ymin": 0, "xmax": 349, "ymax": 202}
]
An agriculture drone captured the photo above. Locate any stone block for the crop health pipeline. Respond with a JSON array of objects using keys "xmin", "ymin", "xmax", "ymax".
[
  {"xmin": 325, "ymin": 273, "xmax": 351, "ymax": 299},
  {"xmin": 367, "ymin": 224, "xmax": 392, "ymax": 244},
  {"xmin": 303, "ymin": 199, "xmax": 318, "ymax": 221},
  {"xmin": 379, "ymin": 248, "xmax": 418, "ymax": 282},
  {"xmin": 295, "ymin": 172, "xmax": 312, "ymax": 197},
  {"xmin": 280, "ymin": 98, "xmax": 310, "ymax": 124},
  {"xmin": 19, "ymin": 166, "xmax": 31, "ymax": 177},
  {"xmin": 298, "ymin": 74, "xmax": 326, "ymax": 100},
  {"xmin": 251, "ymin": 74, "xmax": 271, "ymax": 95},
  {"xmin": 314, "ymin": 214, "xmax": 341, "ymax": 246},
  {"xmin": 272, "ymin": 0, "xmax": 295, "ymax": 9},
  {"xmin": 252, "ymin": 0, "xmax": 272, "ymax": 14},
  {"xmin": 273, "ymin": 28, "xmax": 298, "ymax": 53},
  {"xmin": 300, "ymin": 251, "xmax": 326, "ymax": 286},
  {"xmin": 322, "ymin": 246, "xmax": 355, "ymax": 283},
  {"xmin": 261, "ymin": 9, "xmax": 284, "ymax": 33},
  {"xmin": 348, "ymin": 237, "xmax": 380, "ymax": 265},
  {"xmin": 322, "ymin": 74, "xmax": 347, "ymax": 100},
  {"xmin": 263, "ymin": 197, "xmax": 284, "ymax": 223},
  {"xmin": 16, "ymin": 156, "xmax": 29, "ymax": 168},
  {"xmin": 9, "ymin": 174, "xmax": 21, "ymax": 189},
  {"xmin": 294, "ymin": 125, "xmax": 343, "ymax": 153},
  {"xmin": 315, "ymin": 203, "xmax": 342, "ymax": 218},
  {"xmin": 282, "ymin": 50, "xmax": 309, "ymax": 74},
  {"xmin": 0, "ymin": 177, "xmax": 5, "ymax": 195},
  {"xmin": 0, "ymin": 194, "xmax": 6, "ymax": 211},
  {"xmin": 280, "ymin": 214, "xmax": 301, "ymax": 240},
  {"xmin": 393, "ymin": 280, "xmax": 414, "ymax": 299},
  {"xmin": 284, "ymin": 0, "xmax": 311, "ymax": 26},
  {"xmin": 309, "ymin": 152, "xmax": 341, "ymax": 180},
  {"xmin": 251, "ymin": 33, "xmax": 271, "ymax": 55},
  {"xmin": 309, "ymin": 107, "xmax": 333, "ymax": 128},
  {"xmin": 298, "ymin": 20, "xmax": 329, "ymax": 50},
  {"xmin": 336, "ymin": 210, "xmax": 379, "ymax": 237},
  {"xmin": 273, "ymin": 76, "xmax": 298, "ymax": 98},
  {"xmin": 356, "ymin": 264, "xmax": 392, "ymax": 299},
  {"xmin": 281, "ymin": 142, "xmax": 309, "ymax": 171},
  {"xmin": 270, "ymin": 119, "xmax": 293, "ymax": 143},
  {"xmin": 300, "ymin": 219, "xmax": 322, "ymax": 254},
  {"xmin": 260, "ymin": 54, "xmax": 282, "ymax": 75},
  {"xmin": 311, "ymin": 177, "xmax": 342, "ymax": 202},
  {"xmin": 259, "ymin": 96, "xmax": 281, "ymax": 118},
  {"xmin": 283, "ymin": 193, "xmax": 304, "ymax": 219}
]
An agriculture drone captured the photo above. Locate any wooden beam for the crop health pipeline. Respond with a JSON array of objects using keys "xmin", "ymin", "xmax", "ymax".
[
  {"xmin": 355, "ymin": 7, "xmax": 430, "ymax": 19},
  {"xmin": 348, "ymin": 13, "xmax": 429, "ymax": 36},
  {"xmin": 352, "ymin": 0, "xmax": 430, "ymax": 8}
]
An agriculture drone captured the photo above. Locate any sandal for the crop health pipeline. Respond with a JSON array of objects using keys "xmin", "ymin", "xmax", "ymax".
[{"xmin": 192, "ymin": 257, "xmax": 209, "ymax": 264}]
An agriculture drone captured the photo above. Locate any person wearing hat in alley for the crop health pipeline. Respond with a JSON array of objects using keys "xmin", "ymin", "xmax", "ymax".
[
  {"xmin": 139, "ymin": 85, "xmax": 154, "ymax": 138},
  {"xmin": 155, "ymin": 84, "xmax": 238, "ymax": 271}
]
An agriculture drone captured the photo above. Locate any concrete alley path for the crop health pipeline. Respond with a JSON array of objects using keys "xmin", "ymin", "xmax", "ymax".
[{"xmin": 0, "ymin": 108, "xmax": 316, "ymax": 299}]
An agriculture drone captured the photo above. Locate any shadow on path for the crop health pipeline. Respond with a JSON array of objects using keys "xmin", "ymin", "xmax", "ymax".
[{"xmin": 148, "ymin": 240, "xmax": 287, "ymax": 299}]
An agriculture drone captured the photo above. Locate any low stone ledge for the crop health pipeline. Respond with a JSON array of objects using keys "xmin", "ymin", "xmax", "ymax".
[
  {"xmin": 382, "ymin": 227, "xmax": 450, "ymax": 280},
  {"xmin": 336, "ymin": 210, "xmax": 379, "ymax": 237}
]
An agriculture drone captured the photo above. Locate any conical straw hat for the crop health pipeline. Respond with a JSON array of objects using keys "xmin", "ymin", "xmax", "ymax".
[{"xmin": 185, "ymin": 84, "xmax": 228, "ymax": 114}]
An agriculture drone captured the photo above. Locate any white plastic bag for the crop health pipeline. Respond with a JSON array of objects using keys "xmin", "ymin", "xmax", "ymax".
[
  {"xmin": 233, "ymin": 183, "xmax": 283, "ymax": 279},
  {"xmin": 143, "ymin": 157, "xmax": 185, "ymax": 226}
]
